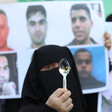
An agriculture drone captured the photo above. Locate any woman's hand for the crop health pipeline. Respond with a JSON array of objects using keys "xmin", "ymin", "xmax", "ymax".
[{"xmin": 46, "ymin": 88, "xmax": 73, "ymax": 112}]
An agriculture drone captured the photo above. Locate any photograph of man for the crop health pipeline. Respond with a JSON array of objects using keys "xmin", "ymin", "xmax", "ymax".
[
  {"xmin": 0, "ymin": 9, "xmax": 13, "ymax": 51},
  {"xmin": 26, "ymin": 5, "xmax": 47, "ymax": 49},
  {"xmin": 74, "ymin": 48, "xmax": 105, "ymax": 90},
  {"xmin": 68, "ymin": 4, "xmax": 96, "ymax": 45},
  {"xmin": 0, "ymin": 53, "xmax": 18, "ymax": 96},
  {"xmin": 68, "ymin": 3, "xmax": 111, "ymax": 48}
]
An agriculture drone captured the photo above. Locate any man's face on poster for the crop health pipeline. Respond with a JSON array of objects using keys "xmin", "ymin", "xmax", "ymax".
[
  {"xmin": 0, "ymin": 56, "xmax": 10, "ymax": 89},
  {"xmin": 0, "ymin": 14, "xmax": 9, "ymax": 48},
  {"xmin": 71, "ymin": 9, "xmax": 93, "ymax": 44},
  {"xmin": 27, "ymin": 11, "xmax": 47, "ymax": 46},
  {"xmin": 75, "ymin": 51, "xmax": 92, "ymax": 77}
]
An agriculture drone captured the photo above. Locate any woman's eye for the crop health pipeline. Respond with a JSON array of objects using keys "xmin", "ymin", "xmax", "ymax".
[
  {"xmin": 41, "ymin": 65, "xmax": 53, "ymax": 71},
  {"xmin": 45, "ymin": 65, "xmax": 51, "ymax": 69},
  {"xmin": 40, "ymin": 63, "xmax": 59, "ymax": 71}
]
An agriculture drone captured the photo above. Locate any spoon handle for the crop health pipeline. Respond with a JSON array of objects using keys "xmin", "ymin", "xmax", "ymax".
[{"xmin": 63, "ymin": 76, "xmax": 67, "ymax": 88}]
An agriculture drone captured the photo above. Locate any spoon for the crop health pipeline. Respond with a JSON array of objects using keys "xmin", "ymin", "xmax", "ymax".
[{"xmin": 59, "ymin": 58, "xmax": 71, "ymax": 88}]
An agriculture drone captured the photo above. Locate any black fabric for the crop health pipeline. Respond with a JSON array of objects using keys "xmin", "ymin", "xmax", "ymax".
[
  {"xmin": 42, "ymin": 104, "xmax": 57, "ymax": 112},
  {"xmin": 19, "ymin": 103, "xmax": 57, "ymax": 112},
  {"xmin": 5, "ymin": 99, "xmax": 22, "ymax": 112},
  {"xmin": 84, "ymin": 93, "xmax": 98, "ymax": 112},
  {"xmin": 19, "ymin": 45, "xmax": 85, "ymax": 112}
]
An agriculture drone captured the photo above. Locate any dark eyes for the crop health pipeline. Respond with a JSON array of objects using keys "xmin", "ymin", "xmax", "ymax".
[
  {"xmin": 44, "ymin": 65, "xmax": 51, "ymax": 69},
  {"xmin": 28, "ymin": 19, "xmax": 46, "ymax": 26},
  {"xmin": 39, "ymin": 20, "xmax": 46, "ymax": 24},
  {"xmin": 76, "ymin": 59, "xmax": 91, "ymax": 65},
  {"xmin": 4, "ymin": 65, "xmax": 9, "ymax": 70},
  {"xmin": 72, "ymin": 17, "xmax": 87, "ymax": 23},
  {"xmin": 29, "ymin": 21, "xmax": 36, "ymax": 26},
  {"xmin": 72, "ymin": 18, "xmax": 76, "ymax": 23},
  {"xmin": 40, "ymin": 63, "xmax": 59, "ymax": 71},
  {"xmin": 0, "ymin": 65, "xmax": 9, "ymax": 70},
  {"xmin": 80, "ymin": 17, "xmax": 86, "ymax": 22}
]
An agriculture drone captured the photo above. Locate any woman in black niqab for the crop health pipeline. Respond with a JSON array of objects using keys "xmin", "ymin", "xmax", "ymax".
[{"xmin": 19, "ymin": 45, "xmax": 86, "ymax": 112}]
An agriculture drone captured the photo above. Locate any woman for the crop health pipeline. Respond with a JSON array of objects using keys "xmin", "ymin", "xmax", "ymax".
[{"xmin": 19, "ymin": 45, "xmax": 85, "ymax": 112}]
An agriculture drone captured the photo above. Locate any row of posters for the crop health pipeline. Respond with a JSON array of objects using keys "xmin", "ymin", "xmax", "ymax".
[{"xmin": 0, "ymin": 1, "xmax": 112, "ymax": 112}]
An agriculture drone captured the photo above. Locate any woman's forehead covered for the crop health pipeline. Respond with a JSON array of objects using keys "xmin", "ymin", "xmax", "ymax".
[{"xmin": 36, "ymin": 45, "xmax": 70, "ymax": 69}]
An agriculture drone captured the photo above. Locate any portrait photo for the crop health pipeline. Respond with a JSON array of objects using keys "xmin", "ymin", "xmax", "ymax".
[
  {"xmin": 0, "ymin": 1, "xmax": 105, "ymax": 50},
  {"xmin": 0, "ymin": 52, "xmax": 19, "ymax": 99},
  {"xmin": 69, "ymin": 45, "xmax": 109, "ymax": 94}
]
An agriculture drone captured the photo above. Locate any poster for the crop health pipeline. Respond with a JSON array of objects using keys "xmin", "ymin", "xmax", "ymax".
[{"xmin": 0, "ymin": 1, "xmax": 108, "ymax": 101}]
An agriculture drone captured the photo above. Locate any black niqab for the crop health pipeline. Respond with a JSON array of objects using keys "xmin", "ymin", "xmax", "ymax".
[{"xmin": 21, "ymin": 45, "xmax": 85, "ymax": 112}]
